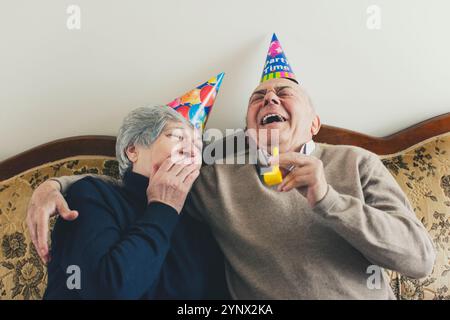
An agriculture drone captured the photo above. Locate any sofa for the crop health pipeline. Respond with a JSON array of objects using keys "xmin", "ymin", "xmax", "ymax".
[{"xmin": 0, "ymin": 114, "xmax": 449, "ymax": 300}]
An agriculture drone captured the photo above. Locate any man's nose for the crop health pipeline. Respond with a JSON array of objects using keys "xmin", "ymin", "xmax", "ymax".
[{"xmin": 263, "ymin": 91, "xmax": 280, "ymax": 107}]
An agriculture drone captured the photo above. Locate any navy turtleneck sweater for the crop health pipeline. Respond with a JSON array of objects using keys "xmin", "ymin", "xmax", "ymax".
[{"xmin": 44, "ymin": 170, "xmax": 229, "ymax": 299}]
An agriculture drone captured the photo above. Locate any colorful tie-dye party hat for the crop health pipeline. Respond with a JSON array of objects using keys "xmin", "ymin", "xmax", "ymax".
[
  {"xmin": 260, "ymin": 34, "xmax": 297, "ymax": 83},
  {"xmin": 167, "ymin": 72, "xmax": 224, "ymax": 131}
]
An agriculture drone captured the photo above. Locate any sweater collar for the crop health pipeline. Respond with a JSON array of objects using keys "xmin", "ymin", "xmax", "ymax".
[
  {"xmin": 300, "ymin": 140, "xmax": 316, "ymax": 156},
  {"xmin": 122, "ymin": 170, "xmax": 149, "ymax": 205},
  {"xmin": 257, "ymin": 139, "xmax": 316, "ymax": 167}
]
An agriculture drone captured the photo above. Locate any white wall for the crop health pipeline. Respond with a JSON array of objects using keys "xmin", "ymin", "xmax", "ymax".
[{"xmin": 1, "ymin": 0, "xmax": 449, "ymax": 161}]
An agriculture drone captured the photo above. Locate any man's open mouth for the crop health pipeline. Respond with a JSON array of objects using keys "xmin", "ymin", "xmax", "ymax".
[{"xmin": 260, "ymin": 113, "xmax": 287, "ymax": 125}]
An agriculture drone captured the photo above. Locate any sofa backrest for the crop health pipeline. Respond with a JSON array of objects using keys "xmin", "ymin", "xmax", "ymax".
[{"xmin": 379, "ymin": 132, "xmax": 450, "ymax": 299}]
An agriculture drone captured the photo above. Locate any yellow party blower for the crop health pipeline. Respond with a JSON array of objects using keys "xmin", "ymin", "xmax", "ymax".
[{"xmin": 263, "ymin": 147, "xmax": 283, "ymax": 186}]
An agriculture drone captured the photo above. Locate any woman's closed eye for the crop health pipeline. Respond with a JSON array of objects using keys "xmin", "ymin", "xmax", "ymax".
[{"xmin": 166, "ymin": 133, "xmax": 184, "ymax": 141}]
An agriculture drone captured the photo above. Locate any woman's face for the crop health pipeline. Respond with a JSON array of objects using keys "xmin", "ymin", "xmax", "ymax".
[{"xmin": 126, "ymin": 121, "xmax": 202, "ymax": 179}]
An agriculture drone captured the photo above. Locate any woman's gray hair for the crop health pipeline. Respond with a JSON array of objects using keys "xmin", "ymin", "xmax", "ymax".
[{"xmin": 116, "ymin": 105, "xmax": 191, "ymax": 178}]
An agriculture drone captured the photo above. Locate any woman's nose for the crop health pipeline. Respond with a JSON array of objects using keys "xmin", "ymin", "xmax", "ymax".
[{"xmin": 180, "ymin": 142, "xmax": 196, "ymax": 157}]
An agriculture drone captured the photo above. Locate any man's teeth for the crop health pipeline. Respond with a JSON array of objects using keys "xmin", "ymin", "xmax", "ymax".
[{"xmin": 261, "ymin": 113, "xmax": 286, "ymax": 125}]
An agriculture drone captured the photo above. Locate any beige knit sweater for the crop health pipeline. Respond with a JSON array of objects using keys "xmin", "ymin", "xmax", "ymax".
[
  {"xmin": 184, "ymin": 143, "xmax": 436, "ymax": 299},
  {"xmin": 56, "ymin": 143, "xmax": 436, "ymax": 299}
]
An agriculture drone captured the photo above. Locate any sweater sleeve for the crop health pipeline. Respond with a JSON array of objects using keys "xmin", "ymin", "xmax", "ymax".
[
  {"xmin": 53, "ymin": 174, "xmax": 119, "ymax": 195},
  {"xmin": 182, "ymin": 166, "xmax": 218, "ymax": 223},
  {"xmin": 55, "ymin": 178, "xmax": 180, "ymax": 299},
  {"xmin": 312, "ymin": 154, "xmax": 436, "ymax": 279}
]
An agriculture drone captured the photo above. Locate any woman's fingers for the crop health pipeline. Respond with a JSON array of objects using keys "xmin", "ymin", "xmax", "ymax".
[
  {"xmin": 177, "ymin": 164, "xmax": 199, "ymax": 181},
  {"xmin": 184, "ymin": 169, "xmax": 200, "ymax": 185},
  {"xmin": 147, "ymin": 161, "xmax": 199, "ymax": 214},
  {"xmin": 157, "ymin": 157, "xmax": 179, "ymax": 173},
  {"xmin": 157, "ymin": 156, "xmax": 194, "ymax": 177},
  {"xmin": 56, "ymin": 197, "xmax": 79, "ymax": 221},
  {"xmin": 171, "ymin": 162, "xmax": 190, "ymax": 176},
  {"xmin": 26, "ymin": 208, "xmax": 41, "ymax": 261},
  {"xmin": 36, "ymin": 208, "xmax": 50, "ymax": 262}
]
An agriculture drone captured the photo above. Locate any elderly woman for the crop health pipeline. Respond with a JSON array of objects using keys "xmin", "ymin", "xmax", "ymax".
[{"xmin": 44, "ymin": 106, "xmax": 228, "ymax": 299}]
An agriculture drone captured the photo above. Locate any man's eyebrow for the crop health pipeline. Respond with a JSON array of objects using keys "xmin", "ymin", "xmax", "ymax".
[
  {"xmin": 275, "ymin": 85, "xmax": 293, "ymax": 91},
  {"xmin": 250, "ymin": 89, "xmax": 267, "ymax": 96},
  {"xmin": 251, "ymin": 85, "xmax": 293, "ymax": 96}
]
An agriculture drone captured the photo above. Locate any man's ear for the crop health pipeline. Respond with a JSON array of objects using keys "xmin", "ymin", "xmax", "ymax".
[
  {"xmin": 311, "ymin": 115, "xmax": 321, "ymax": 136},
  {"xmin": 125, "ymin": 145, "xmax": 139, "ymax": 163}
]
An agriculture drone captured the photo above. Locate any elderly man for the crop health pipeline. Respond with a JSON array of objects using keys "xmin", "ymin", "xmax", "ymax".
[{"xmin": 27, "ymin": 34, "xmax": 435, "ymax": 299}]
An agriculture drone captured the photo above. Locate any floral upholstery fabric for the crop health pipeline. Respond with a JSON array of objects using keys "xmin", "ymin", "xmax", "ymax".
[
  {"xmin": 380, "ymin": 133, "xmax": 450, "ymax": 300},
  {"xmin": 0, "ymin": 133, "xmax": 449, "ymax": 300},
  {"xmin": 0, "ymin": 157, "xmax": 118, "ymax": 299}
]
